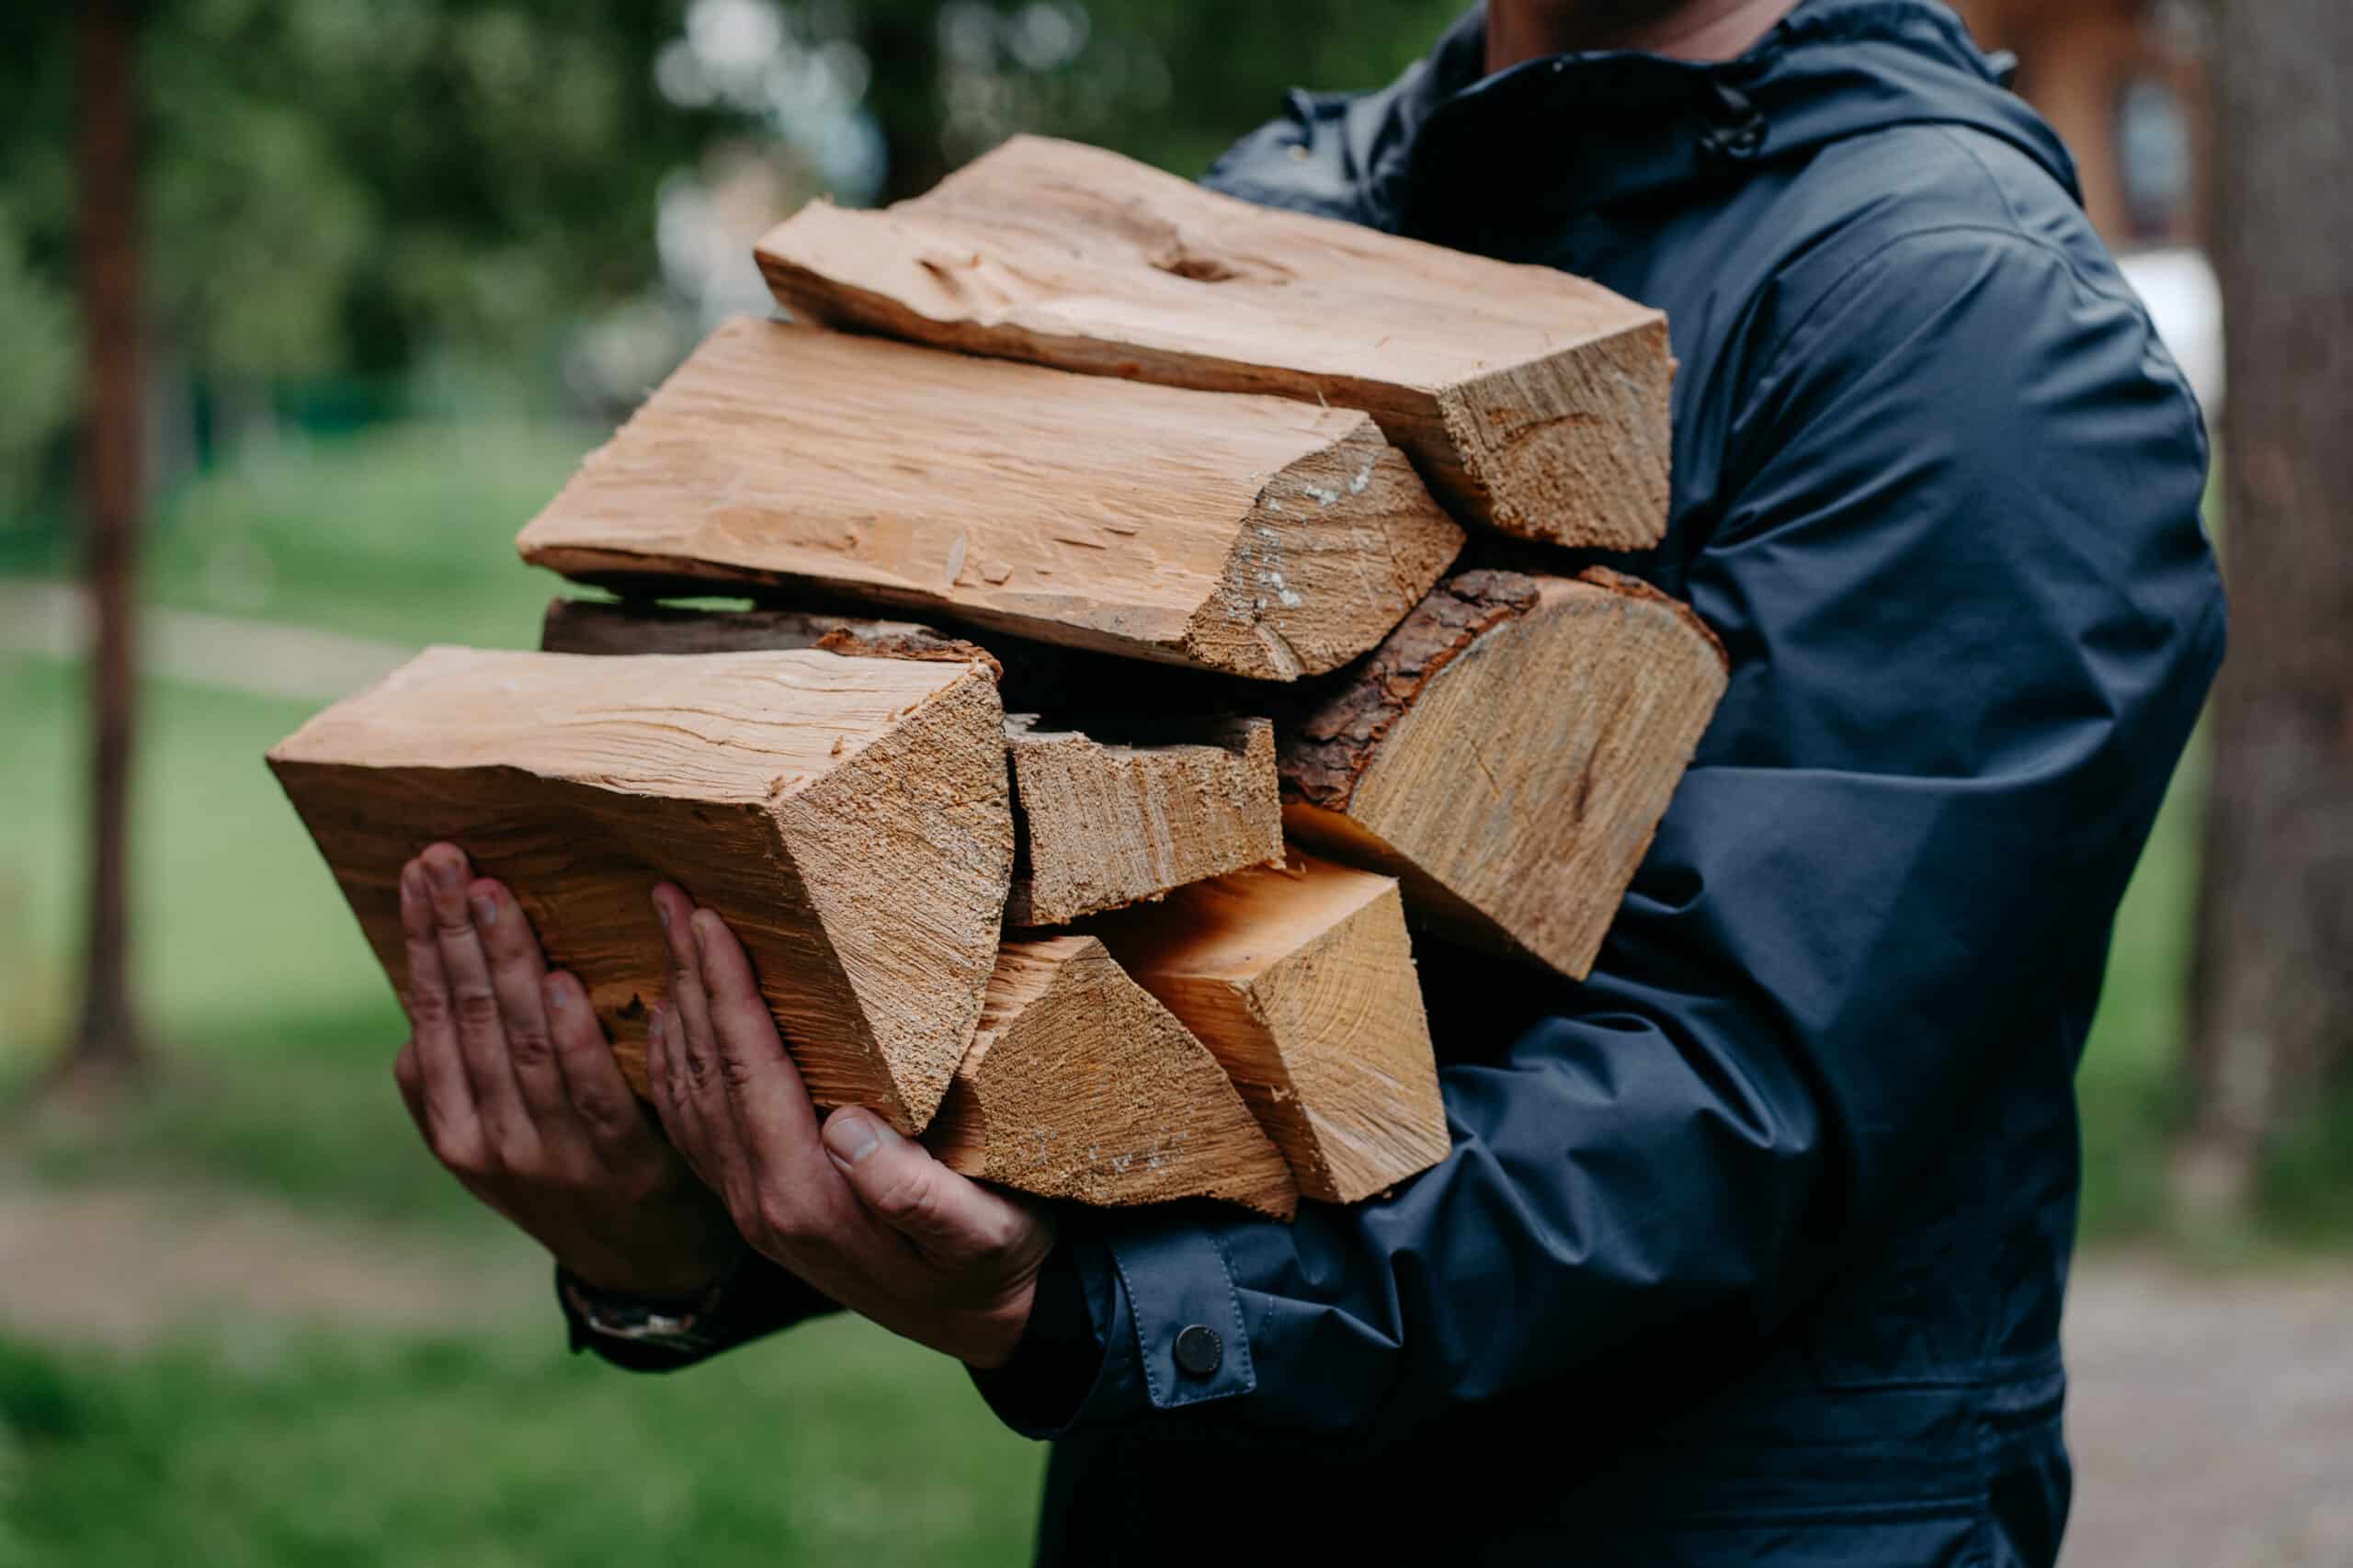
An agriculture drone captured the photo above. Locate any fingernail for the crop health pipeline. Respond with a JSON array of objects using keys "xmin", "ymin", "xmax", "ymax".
[
  {"xmin": 823, "ymin": 1111, "xmax": 886, "ymax": 1166},
  {"xmin": 470, "ymin": 891, "xmax": 499, "ymax": 928},
  {"xmin": 399, "ymin": 868, "xmax": 419, "ymax": 908},
  {"xmin": 428, "ymin": 856, "xmax": 462, "ymax": 892},
  {"xmin": 654, "ymin": 897, "xmax": 670, "ymax": 931},
  {"xmin": 647, "ymin": 1006, "xmax": 665, "ymax": 1046},
  {"xmin": 541, "ymin": 974, "xmax": 567, "ymax": 1013}
]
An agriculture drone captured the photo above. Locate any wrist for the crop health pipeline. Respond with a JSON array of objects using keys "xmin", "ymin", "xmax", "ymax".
[{"xmin": 957, "ymin": 1275, "xmax": 1040, "ymax": 1371}]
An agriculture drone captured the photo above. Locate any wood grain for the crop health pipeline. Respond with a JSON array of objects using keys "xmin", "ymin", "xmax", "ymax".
[
  {"xmin": 517, "ymin": 316, "xmax": 1463, "ymax": 680},
  {"xmin": 756, "ymin": 135, "xmax": 1671, "ymax": 550},
  {"xmin": 267, "ymin": 645, "xmax": 1015, "ymax": 1133},
  {"xmin": 1086, "ymin": 850, "xmax": 1447, "ymax": 1203},
  {"xmin": 926, "ymin": 935, "xmax": 1298, "ymax": 1217},
  {"xmin": 1006, "ymin": 714, "xmax": 1285, "ymax": 926},
  {"xmin": 1280, "ymin": 568, "xmax": 1729, "ymax": 981}
]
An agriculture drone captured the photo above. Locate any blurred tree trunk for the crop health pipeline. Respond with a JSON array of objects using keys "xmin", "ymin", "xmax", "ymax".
[
  {"xmin": 863, "ymin": 6, "xmax": 947, "ymax": 201},
  {"xmin": 2179, "ymin": 0, "xmax": 2353, "ymax": 1212},
  {"xmin": 63, "ymin": 0, "xmax": 145, "ymax": 1083}
]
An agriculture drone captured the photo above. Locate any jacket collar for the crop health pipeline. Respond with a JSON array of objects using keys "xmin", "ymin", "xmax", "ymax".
[{"xmin": 1360, "ymin": 0, "xmax": 2075, "ymax": 240}]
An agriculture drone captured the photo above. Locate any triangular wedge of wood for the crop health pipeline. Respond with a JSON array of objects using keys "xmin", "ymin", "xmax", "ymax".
[{"xmin": 274, "ymin": 135, "xmax": 1730, "ymax": 1220}]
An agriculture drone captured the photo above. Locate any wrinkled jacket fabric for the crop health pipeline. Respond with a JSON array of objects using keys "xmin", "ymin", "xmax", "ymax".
[{"xmin": 573, "ymin": 3, "xmax": 2226, "ymax": 1562}]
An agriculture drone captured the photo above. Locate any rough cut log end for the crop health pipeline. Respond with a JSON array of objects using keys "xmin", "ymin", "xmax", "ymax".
[
  {"xmin": 1279, "ymin": 570, "xmax": 1728, "ymax": 981},
  {"xmin": 267, "ymin": 646, "xmax": 1013, "ymax": 1134},
  {"xmin": 1086, "ymin": 851, "xmax": 1448, "ymax": 1203},
  {"xmin": 926, "ymin": 936, "xmax": 1299, "ymax": 1219},
  {"xmin": 1006, "ymin": 715, "xmax": 1286, "ymax": 926},
  {"xmin": 1434, "ymin": 317, "xmax": 1675, "ymax": 551}
]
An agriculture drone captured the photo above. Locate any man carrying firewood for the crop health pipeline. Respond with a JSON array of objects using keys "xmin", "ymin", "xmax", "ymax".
[{"xmin": 387, "ymin": 0, "xmax": 2224, "ymax": 1561}]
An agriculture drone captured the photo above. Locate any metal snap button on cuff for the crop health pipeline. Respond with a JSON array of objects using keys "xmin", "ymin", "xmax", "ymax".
[{"xmin": 1173, "ymin": 1324, "xmax": 1222, "ymax": 1378}]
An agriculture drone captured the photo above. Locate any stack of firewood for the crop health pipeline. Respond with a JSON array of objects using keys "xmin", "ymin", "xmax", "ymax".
[{"xmin": 269, "ymin": 137, "xmax": 1727, "ymax": 1221}]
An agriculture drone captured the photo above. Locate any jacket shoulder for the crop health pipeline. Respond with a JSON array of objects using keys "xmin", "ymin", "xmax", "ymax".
[{"xmin": 1198, "ymin": 82, "xmax": 1409, "ymax": 225}]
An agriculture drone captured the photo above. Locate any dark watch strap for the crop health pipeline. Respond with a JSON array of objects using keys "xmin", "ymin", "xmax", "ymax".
[{"xmin": 558, "ymin": 1255, "xmax": 745, "ymax": 1358}]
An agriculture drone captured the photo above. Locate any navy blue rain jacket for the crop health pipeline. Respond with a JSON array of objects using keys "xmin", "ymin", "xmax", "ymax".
[{"xmin": 567, "ymin": 4, "xmax": 2226, "ymax": 1562}]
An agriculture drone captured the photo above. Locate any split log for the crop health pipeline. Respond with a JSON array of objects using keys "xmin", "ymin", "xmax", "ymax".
[
  {"xmin": 756, "ymin": 135, "xmax": 1671, "ymax": 551},
  {"xmin": 266, "ymin": 645, "xmax": 1015, "ymax": 1133},
  {"xmin": 517, "ymin": 316, "xmax": 1463, "ymax": 680},
  {"xmin": 926, "ymin": 935, "xmax": 1298, "ymax": 1218},
  {"xmin": 1279, "ymin": 567, "xmax": 1729, "ymax": 982},
  {"xmin": 1086, "ymin": 851, "xmax": 1448, "ymax": 1203},
  {"xmin": 1006, "ymin": 714, "xmax": 1284, "ymax": 926},
  {"xmin": 542, "ymin": 597, "xmax": 1281, "ymax": 923}
]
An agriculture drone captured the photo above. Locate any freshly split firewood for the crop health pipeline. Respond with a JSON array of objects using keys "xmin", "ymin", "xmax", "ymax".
[
  {"xmin": 925, "ymin": 936, "xmax": 1299, "ymax": 1218},
  {"xmin": 544, "ymin": 597, "xmax": 1284, "ymax": 924},
  {"xmin": 267, "ymin": 645, "xmax": 1014, "ymax": 1133},
  {"xmin": 517, "ymin": 317, "xmax": 1463, "ymax": 680},
  {"xmin": 1086, "ymin": 851, "xmax": 1448, "ymax": 1203},
  {"xmin": 1279, "ymin": 568, "xmax": 1729, "ymax": 982},
  {"xmin": 1006, "ymin": 715, "xmax": 1284, "ymax": 926},
  {"xmin": 756, "ymin": 135, "xmax": 1671, "ymax": 551}
]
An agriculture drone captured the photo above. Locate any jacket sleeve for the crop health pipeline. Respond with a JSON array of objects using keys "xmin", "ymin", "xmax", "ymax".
[{"xmin": 973, "ymin": 228, "xmax": 2227, "ymax": 1449}]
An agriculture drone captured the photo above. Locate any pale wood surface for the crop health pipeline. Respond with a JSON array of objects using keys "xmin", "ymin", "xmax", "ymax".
[
  {"xmin": 1006, "ymin": 714, "xmax": 1284, "ymax": 926},
  {"xmin": 756, "ymin": 135, "xmax": 1671, "ymax": 550},
  {"xmin": 1086, "ymin": 850, "xmax": 1447, "ymax": 1203},
  {"xmin": 517, "ymin": 316, "xmax": 1463, "ymax": 680},
  {"xmin": 267, "ymin": 645, "xmax": 1014, "ymax": 1133},
  {"xmin": 926, "ymin": 936, "xmax": 1298, "ymax": 1217},
  {"xmin": 1281, "ymin": 568, "xmax": 1728, "ymax": 982}
]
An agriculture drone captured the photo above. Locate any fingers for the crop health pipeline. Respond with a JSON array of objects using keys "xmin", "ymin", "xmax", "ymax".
[
  {"xmin": 540, "ymin": 969, "xmax": 653, "ymax": 1155},
  {"xmin": 651, "ymin": 884, "xmax": 719, "ymax": 1095},
  {"xmin": 688, "ymin": 907, "xmax": 821, "ymax": 1154},
  {"xmin": 822, "ymin": 1108, "xmax": 1033, "ymax": 1258},
  {"xmin": 392, "ymin": 1038, "xmax": 426, "ymax": 1131},
  {"xmin": 398, "ymin": 859, "xmax": 483, "ymax": 1165},
  {"xmin": 418, "ymin": 843, "xmax": 536, "ymax": 1160},
  {"xmin": 465, "ymin": 878, "xmax": 573, "ymax": 1132}
]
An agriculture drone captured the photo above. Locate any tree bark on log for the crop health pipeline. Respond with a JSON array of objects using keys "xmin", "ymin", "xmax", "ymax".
[
  {"xmin": 2180, "ymin": 0, "xmax": 2353, "ymax": 1212},
  {"xmin": 268, "ymin": 647, "xmax": 1016, "ymax": 1133},
  {"xmin": 1279, "ymin": 568, "xmax": 1728, "ymax": 982}
]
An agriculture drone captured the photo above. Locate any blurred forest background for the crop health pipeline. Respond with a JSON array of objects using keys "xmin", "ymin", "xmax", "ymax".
[{"xmin": 0, "ymin": 2, "xmax": 2343, "ymax": 1564}]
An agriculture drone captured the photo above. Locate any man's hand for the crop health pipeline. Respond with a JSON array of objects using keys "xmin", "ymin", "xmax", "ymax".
[
  {"xmin": 392, "ymin": 843, "xmax": 744, "ymax": 1299},
  {"xmin": 643, "ymin": 882, "xmax": 1055, "ymax": 1370}
]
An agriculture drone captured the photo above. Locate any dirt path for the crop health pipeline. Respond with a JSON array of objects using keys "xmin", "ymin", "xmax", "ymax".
[
  {"xmin": 0, "ymin": 1182, "xmax": 542, "ymax": 1344},
  {"xmin": 2062, "ymin": 1256, "xmax": 2353, "ymax": 1568},
  {"xmin": 2, "ymin": 1179, "xmax": 2344, "ymax": 1563}
]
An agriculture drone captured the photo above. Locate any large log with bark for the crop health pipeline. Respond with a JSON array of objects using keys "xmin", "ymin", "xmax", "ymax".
[
  {"xmin": 926, "ymin": 935, "xmax": 1299, "ymax": 1218},
  {"xmin": 1086, "ymin": 851, "xmax": 1447, "ymax": 1203},
  {"xmin": 267, "ymin": 645, "xmax": 1014, "ymax": 1133},
  {"xmin": 517, "ymin": 316, "xmax": 1463, "ymax": 680},
  {"xmin": 1279, "ymin": 567, "xmax": 1728, "ymax": 982},
  {"xmin": 1006, "ymin": 714, "xmax": 1284, "ymax": 926},
  {"xmin": 756, "ymin": 135, "xmax": 1671, "ymax": 551}
]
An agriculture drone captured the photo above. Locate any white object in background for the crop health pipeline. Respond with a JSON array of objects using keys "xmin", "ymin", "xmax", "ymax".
[{"xmin": 2118, "ymin": 245, "xmax": 2225, "ymax": 416}]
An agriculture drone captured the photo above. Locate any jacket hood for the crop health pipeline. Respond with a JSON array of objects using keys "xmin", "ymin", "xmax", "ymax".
[{"xmin": 1310, "ymin": 0, "xmax": 2078, "ymax": 236}]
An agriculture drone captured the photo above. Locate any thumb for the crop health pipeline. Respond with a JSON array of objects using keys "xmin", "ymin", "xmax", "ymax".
[{"xmin": 823, "ymin": 1107, "xmax": 1028, "ymax": 1254}]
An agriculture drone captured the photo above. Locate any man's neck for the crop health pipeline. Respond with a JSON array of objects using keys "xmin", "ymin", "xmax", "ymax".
[{"xmin": 1485, "ymin": 0, "xmax": 1796, "ymax": 72}]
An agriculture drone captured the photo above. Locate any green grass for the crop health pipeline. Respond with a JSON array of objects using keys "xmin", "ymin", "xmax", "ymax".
[
  {"xmin": 0, "ymin": 1318, "xmax": 1045, "ymax": 1568},
  {"xmin": 136, "ymin": 421, "xmax": 600, "ymax": 647}
]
